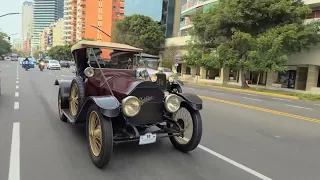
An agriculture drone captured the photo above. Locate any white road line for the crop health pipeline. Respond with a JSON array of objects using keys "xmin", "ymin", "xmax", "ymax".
[
  {"xmin": 211, "ymin": 91, "xmax": 224, "ymax": 95},
  {"xmin": 314, "ymin": 104, "xmax": 320, "ymax": 106},
  {"xmin": 16, "ymin": 78, "xmax": 19, "ymax": 80},
  {"xmin": 240, "ymin": 93, "xmax": 257, "ymax": 96},
  {"xmin": 15, "ymin": 92, "xmax": 19, "ymax": 97},
  {"xmin": 16, "ymin": 81, "xmax": 19, "ymax": 84},
  {"xmin": 198, "ymin": 145, "xmax": 272, "ymax": 180},
  {"xmin": 56, "ymin": 76, "xmax": 59, "ymax": 78},
  {"xmin": 242, "ymin": 97, "xmax": 262, "ymax": 102},
  {"xmin": 272, "ymin": 97, "xmax": 292, "ymax": 102},
  {"xmin": 285, "ymin": 104, "xmax": 313, "ymax": 110},
  {"xmin": 15, "ymin": 85, "xmax": 19, "ymax": 89},
  {"xmin": 186, "ymin": 87, "xmax": 195, "ymax": 90},
  {"xmin": 8, "ymin": 122, "xmax": 20, "ymax": 180},
  {"xmin": 14, "ymin": 102, "xmax": 19, "ymax": 109}
]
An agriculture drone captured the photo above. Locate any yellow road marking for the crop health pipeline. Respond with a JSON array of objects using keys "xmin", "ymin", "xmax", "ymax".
[{"xmin": 200, "ymin": 96, "xmax": 320, "ymax": 123}]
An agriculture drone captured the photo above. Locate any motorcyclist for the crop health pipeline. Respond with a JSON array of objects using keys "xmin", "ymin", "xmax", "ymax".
[
  {"xmin": 23, "ymin": 58, "xmax": 30, "ymax": 69},
  {"xmin": 38, "ymin": 58, "xmax": 45, "ymax": 67}
]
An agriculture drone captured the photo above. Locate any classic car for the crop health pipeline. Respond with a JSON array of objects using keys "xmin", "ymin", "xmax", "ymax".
[{"xmin": 54, "ymin": 40, "xmax": 203, "ymax": 169}]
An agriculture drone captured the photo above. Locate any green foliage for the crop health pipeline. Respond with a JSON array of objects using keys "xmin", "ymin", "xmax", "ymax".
[
  {"xmin": 47, "ymin": 45, "xmax": 73, "ymax": 60},
  {"xmin": 185, "ymin": 0, "xmax": 320, "ymax": 76},
  {"xmin": 112, "ymin": 14, "xmax": 165, "ymax": 55},
  {"xmin": 0, "ymin": 32, "xmax": 12, "ymax": 56}
]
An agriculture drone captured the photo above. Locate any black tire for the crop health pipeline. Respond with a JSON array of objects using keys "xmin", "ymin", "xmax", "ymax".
[
  {"xmin": 58, "ymin": 88, "xmax": 67, "ymax": 122},
  {"xmin": 86, "ymin": 104, "xmax": 113, "ymax": 168},
  {"xmin": 69, "ymin": 76, "xmax": 85, "ymax": 117},
  {"xmin": 169, "ymin": 104, "xmax": 202, "ymax": 153},
  {"xmin": 171, "ymin": 84, "xmax": 182, "ymax": 93}
]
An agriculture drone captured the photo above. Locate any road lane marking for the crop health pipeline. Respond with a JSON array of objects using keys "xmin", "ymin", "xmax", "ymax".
[
  {"xmin": 285, "ymin": 104, "xmax": 313, "ymax": 110},
  {"xmin": 200, "ymin": 96, "xmax": 320, "ymax": 123},
  {"xmin": 16, "ymin": 78, "xmax": 19, "ymax": 80},
  {"xmin": 198, "ymin": 145, "xmax": 272, "ymax": 180},
  {"xmin": 186, "ymin": 87, "xmax": 195, "ymax": 90},
  {"xmin": 16, "ymin": 81, "xmax": 19, "ymax": 84},
  {"xmin": 240, "ymin": 93, "xmax": 257, "ymax": 96},
  {"xmin": 272, "ymin": 97, "xmax": 292, "ymax": 102},
  {"xmin": 15, "ymin": 92, "xmax": 19, "ymax": 97},
  {"xmin": 314, "ymin": 104, "xmax": 320, "ymax": 106},
  {"xmin": 242, "ymin": 97, "xmax": 262, "ymax": 102},
  {"xmin": 14, "ymin": 102, "xmax": 19, "ymax": 109},
  {"xmin": 211, "ymin": 91, "xmax": 224, "ymax": 95},
  {"xmin": 16, "ymin": 85, "xmax": 19, "ymax": 89},
  {"xmin": 8, "ymin": 122, "xmax": 20, "ymax": 180}
]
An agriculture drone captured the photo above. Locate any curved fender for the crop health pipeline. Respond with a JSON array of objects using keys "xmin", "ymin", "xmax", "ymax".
[
  {"xmin": 56, "ymin": 80, "xmax": 72, "ymax": 103},
  {"xmin": 76, "ymin": 96, "xmax": 121, "ymax": 123},
  {"xmin": 176, "ymin": 93, "xmax": 203, "ymax": 110}
]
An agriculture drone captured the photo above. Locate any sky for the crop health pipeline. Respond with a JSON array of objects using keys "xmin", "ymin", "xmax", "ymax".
[
  {"xmin": 0, "ymin": 0, "xmax": 162, "ymax": 41},
  {"xmin": 124, "ymin": 0, "xmax": 162, "ymax": 21},
  {"xmin": 0, "ymin": 0, "xmax": 24, "ymax": 40}
]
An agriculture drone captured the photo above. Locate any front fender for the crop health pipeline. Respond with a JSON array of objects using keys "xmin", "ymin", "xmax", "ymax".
[
  {"xmin": 176, "ymin": 93, "xmax": 202, "ymax": 110},
  {"xmin": 56, "ymin": 80, "xmax": 72, "ymax": 103},
  {"xmin": 76, "ymin": 96, "xmax": 120, "ymax": 123}
]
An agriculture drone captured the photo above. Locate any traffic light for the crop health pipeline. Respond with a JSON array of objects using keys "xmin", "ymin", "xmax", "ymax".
[{"xmin": 8, "ymin": 37, "xmax": 10, "ymax": 41}]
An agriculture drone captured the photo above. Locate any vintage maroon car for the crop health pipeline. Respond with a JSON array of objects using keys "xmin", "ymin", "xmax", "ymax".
[{"xmin": 54, "ymin": 40, "xmax": 203, "ymax": 168}]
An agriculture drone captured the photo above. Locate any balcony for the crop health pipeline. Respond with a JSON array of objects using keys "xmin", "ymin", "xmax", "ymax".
[
  {"xmin": 181, "ymin": 0, "xmax": 217, "ymax": 13},
  {"xmin": 180, "ymin": 17, "xmax": 193, "ymax": 30}
]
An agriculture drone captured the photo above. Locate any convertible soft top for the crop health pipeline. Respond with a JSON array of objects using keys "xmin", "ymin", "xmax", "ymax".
[{"xmin": 71, "ymin": 40, "xmax": 143, "ymax": 52}]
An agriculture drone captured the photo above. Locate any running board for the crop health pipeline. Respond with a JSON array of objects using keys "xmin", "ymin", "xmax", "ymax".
[{"xmin": 61, "ymin": 109, "xmax": 76, "ymax": 124}]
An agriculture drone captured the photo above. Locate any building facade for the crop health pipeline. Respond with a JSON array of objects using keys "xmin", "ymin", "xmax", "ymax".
[
  {"xmin": 21, "ymin": 1, "xmax": 34, "ymax": 53},
  {"xmin": 164, "ymin": 0, "xmax": 320, "ymax": 93},
  {"xmin": 32, "ymin": 0, "xmax": 64, "ymax": 50}
]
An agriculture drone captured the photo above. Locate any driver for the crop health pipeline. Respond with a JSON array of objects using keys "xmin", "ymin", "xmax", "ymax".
[{"xmin": 23, "ymin": 57, "xmax": 30, "ymax": 68}]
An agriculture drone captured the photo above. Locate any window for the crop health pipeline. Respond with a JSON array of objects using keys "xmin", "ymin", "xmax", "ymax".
[{"xmin": 113, "ymin": 6, "xmax": 116, "ymax": 9}]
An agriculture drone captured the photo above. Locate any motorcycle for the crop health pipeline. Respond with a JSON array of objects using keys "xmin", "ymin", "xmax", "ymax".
[
  {"xmin": 39, "ymin": 62, "xmax": 45, "ymax": 71},
  {"xmin": 22, "ymin": 62, "xmax": 30, "ymax": 71}
]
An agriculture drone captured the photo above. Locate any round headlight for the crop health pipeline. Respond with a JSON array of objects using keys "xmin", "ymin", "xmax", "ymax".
[
  {"xmin": 168, "ymin": 75, "xmax": 174, "ymax": 83},
  {"xmin": 164, "ymin": 94, "xmax": 181, "ymax": 113},
  {"xmin": 150, "ymin": 74, "xmax": 157, "ymax": 82},
  {"xmin": 84, "ymin": 67, "xmax": 94, "ymax": 77},
  {"xmin": 122, "ymin": 96, "xmax": 142, "ymax": 117}
]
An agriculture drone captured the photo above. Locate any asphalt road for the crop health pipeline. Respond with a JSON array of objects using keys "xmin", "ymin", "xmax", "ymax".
[{"xmin": 0, "ymin": 60, "xmax": 320, "ymax": 180}]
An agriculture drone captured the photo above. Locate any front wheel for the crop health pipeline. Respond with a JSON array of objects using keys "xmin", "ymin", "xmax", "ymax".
[
  {"xmin": 86, "ymin": 104, "xmax": 113, "ymax": 168},
  {"xmin": 169, "ymin": 104, "xmax": 202, "ymax": 153}
]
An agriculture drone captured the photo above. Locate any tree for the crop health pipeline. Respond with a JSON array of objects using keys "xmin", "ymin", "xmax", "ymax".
[
  {"xmin": 33, "ymin": 50, "xmax": 40, "ymax": 59},
  {"xmin": 48, "ymin": 45, "xmax": 73, "ymax": 60},
  {"xmin": 0, "ymin": 32, "xmax": 12, "ymax": 57},
  {"xmin": 162, "ymin": 46, "xmax": 180, "ymax": 68},
  {"xmin": 186, "ymin": 0, "xmax": 320, "ymax": 88},
  {"xmin": 112, "ymin": 14, "xmax": 165, "ymax": 55}
]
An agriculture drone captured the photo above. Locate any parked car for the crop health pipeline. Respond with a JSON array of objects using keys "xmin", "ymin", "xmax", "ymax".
[
  {"xmin": 60, "ymin": 60, "xmax": 71, "ymax": 68},
  {"xmin": 47, "ymin": 60, "xmax": 61, "ymax": 70},
  {"xmin": 54, "ymin": 40, "xmax": 203, "ymax": 168},
  {"xmin": 5, "ymin": 57, "xmax": 11, "ymax": 61}
]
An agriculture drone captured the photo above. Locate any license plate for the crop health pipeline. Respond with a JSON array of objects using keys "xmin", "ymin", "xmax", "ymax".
[{"xmin": 139, "ymin": 133, "xmax": 156, "ymax": 145}]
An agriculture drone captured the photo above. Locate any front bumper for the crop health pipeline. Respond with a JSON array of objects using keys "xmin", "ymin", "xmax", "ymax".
[{"xmin": 49, "ymin": 66, "xmax": 60, "ymax": 69}]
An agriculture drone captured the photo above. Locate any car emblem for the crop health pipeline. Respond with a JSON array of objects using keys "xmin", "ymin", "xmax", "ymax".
[{"xmin": 139, "ymin": 96, "xmax": 155, "ymax": 105}]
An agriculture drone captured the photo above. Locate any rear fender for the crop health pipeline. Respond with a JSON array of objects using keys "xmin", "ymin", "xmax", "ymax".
[
  {"xmin": 76, "ymin": 96, "xmax": 120, "ymax": 123},
  {"xmin": 55, "ymin": 80, "xmax": 72, "ymax": 104},
  {"xmin": 176, "ymin": 93, "xmax": 202, "ymax": 111}
]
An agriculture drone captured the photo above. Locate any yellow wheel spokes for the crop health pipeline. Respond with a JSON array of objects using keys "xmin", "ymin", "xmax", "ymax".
[
  {"xmin": 70, "ymin": 84, "xmax": 78, "ymax": 116},
  {"xmin": 89, "ymin": 111, "xmax": 102, "ymax": 157}
]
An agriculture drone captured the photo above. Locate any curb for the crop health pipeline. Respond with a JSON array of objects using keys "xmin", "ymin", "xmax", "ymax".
[{"xmin": 184, "ymin": 81, "xmax": 300, "ymax": 100}]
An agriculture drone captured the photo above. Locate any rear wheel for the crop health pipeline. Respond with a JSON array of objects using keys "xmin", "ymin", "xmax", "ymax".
[
  {"xmin": 69, "ymin": 77, "xmax": 85, "ymax": 117},
  {"xmin": 86, "ymin": 104, "xmax": 113, "ymax": 168},
  {"xmin": 169, "ymin": 104, "xmax": 202, "ymax": 153}
]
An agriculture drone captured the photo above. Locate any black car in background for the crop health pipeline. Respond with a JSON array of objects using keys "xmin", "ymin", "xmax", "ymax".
[{"xmin": 60, "ymin": 60, "xmax": 70, "ymax": 68}]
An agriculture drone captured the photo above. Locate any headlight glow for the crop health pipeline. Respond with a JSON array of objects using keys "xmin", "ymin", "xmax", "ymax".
[
  {"xmin": 150, "ymin": 74, "xmax": 157, "ymax": 82},
  {"xmin": 164, "ymin": 94, "xmax": 181, "ymax": 113},
  {"xmin": 168, "ymin": 75, "xmax": 174, "ymax": 83},
  {"xmin": 84, "ymin": 67, "xmax": 94, "ymax": 77},
  {"xmin": 122, "ymin": 96, "xmax": 142, "ymax": 117}
]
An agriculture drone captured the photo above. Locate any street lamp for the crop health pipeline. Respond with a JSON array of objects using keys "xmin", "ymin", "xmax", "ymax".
[
  {"xmin": 90, "ymin": 25, "xmax": 111, "ymax": 38},
  {"xmin": 0, "ymin": 13, "xmax": 20, "ymax": 18}
]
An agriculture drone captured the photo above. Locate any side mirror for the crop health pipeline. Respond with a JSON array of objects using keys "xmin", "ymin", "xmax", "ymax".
[{"xmin": 72, "ymin": 69, "xmax": 76, "ymax": 73}]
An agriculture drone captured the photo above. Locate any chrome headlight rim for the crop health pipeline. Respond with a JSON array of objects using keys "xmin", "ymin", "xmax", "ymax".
[
  {"xmin": 168, "ymin": 75, "xmax": 175, "ymax": 83},
  {"xmin": 164, "ymin": 94, "xmax": 181, "ymax": 113},
  {"xmin": 150, "ymin": 74, "xmax": 157, "ymax": 82},
  {"xmin": 84, "ymin": 67, "xmax": 94, "ymax": 77},
  {"xmin": 121, "ymin": 96, "xmax": 142, "ymax": 117}
]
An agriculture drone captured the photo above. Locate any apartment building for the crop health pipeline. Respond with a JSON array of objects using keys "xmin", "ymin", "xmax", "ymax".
[{"xmin": 21, "ymin": 1, "xmax": 33, "ymax": 52}]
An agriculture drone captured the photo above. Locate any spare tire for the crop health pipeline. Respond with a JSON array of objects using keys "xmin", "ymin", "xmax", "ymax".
[{"xmin": 69, "ymin": 76, "xmax": 86, "ymax": 117}]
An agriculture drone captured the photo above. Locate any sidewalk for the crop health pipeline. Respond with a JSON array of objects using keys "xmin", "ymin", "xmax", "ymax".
[{"xmin": 183, "ymin": 80, "xmax": 301, "ymax": 100}]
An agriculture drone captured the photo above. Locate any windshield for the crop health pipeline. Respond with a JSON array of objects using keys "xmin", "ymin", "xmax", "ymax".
[
  {"xmin": 49, "ymin": 60, "xmax": 59, "ymax": 64},
  {"xmin": 136, "ymin": 68, "xmax": 158, "ymax": 75}
]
